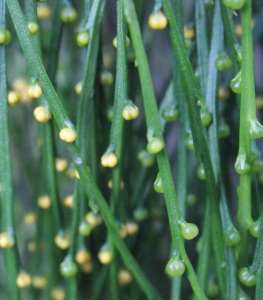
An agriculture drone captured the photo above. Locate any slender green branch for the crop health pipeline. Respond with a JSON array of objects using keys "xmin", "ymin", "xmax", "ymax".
[{"xmin": 0, "ymin": 2, "xmax": 18, "ymax": 298}]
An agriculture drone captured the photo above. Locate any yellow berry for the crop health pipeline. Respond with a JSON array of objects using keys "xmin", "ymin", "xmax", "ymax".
[
  {"xmin": 81, "ymin": 261, "xmax": 93, "ymax": 273},
  {"xmin": 75, "ymin": 170, "xmax": 80, "ymax": 179},
  {"xmin": 38, "ymin": 195, "xmax": 51, "ymax": 209},
  {"xmin": 59, "ymin": 127, "xmax": 76, "ymax": 143},
  {"xmin": 63, "ymin": 194, "xmax": 74, "ymax": 208},
  {"xmin": 37, "ymin": 4, "xmax": 51, "ymax": 19},
  {"xmin": 125, "ymin": 222, "xmax": 139, "ymax": 235},
  {"xmin": 107, "ymin": 179, "xmax": 124, "ymax": 189},
  {"xmin": 118, "ymin": 269, "xmax": 133, "ymax": 286},
  {"xmin": 60, "ymin": 6, "xmax": 77, "ymax": 23},
  {"xmin": 256, "ymin": 96, "xmax": 263, "ymax": 109},
  {"xmin": 122, "ymin": 104, "xmax": 139, "ymax": 120},
  {"xmin": 75, "ymin": 81, "xmax": 82, "ymax": 94},
  {"xmin": 218, "ymin": 86, "xmax": 230, "ymax": 101},
  {"xmin": 32, "ymin": 276, "xmax": 48, "ymax": 289},
  {"xmin": 0, "ymin": 232, "xmax": 15, "ymax": 248},
  {"xmin": 119, "ymin": 224, "xmax": 127, "ymax": 239},
  {"xmin": 184, "ymin": 25, "xmax": 195, "ymax": 39},
  {"xmin": 100, "ymin": 70, "xmax": 114, "ymax": 85},
  {"xmin": 65, "ymin": 166, "xmax": 76, "ymax": 178},
  {"xmin": 16, "ymin": 272, "xmax": 32, "ymax": 288},
  {"xmin": 112, "ymin": 36, "xmax": 130, "ymax": 48},
  {"xmin": 28, "ymin": 241, "xmax": 36, "ymax": 252},
  {"xmin": 27, "ymin": 21, "xmax": 39, "ymax": 36},
  {"xmin": 75, "ymin": 249, "xmax": 92, "ymax": 265},
  {"xmin": 85, "ymin": 211, "xmax": 103, "ymax": 227},
  {"xmin": 23, "ymin": 212, "xmax": 36, "ymax": 224},
  {"xmin": 98, "ymin": 248, "xmax": 113, "ymax": 264},
  {"xmin": 101, "ymin": 152, "xmax": 118, "ymax": 168},
  {"xmin": 55, "ymin": 158, "xmax": 68, "ymax": 172},
  {"xmin": 28, "ymin": 82, "xmax": 43, "ymax": 99},
  {"xmin": 51, "ymin": 287, "xmax": 66, "ymax": 300},
  {"xmin": 33, "ymin": 106, "xmax": 51, "ymax": 123},
  {"xmin": 12, "ymin": 78, "xmax": 31, "ymax": 103},
  {"xmin": 148, "ymin": 11, "xmax": 167, "ymax": 30},
  {"xmin": 54, "ymin": 233, "xmax": 70, "ymax": 249},
  {"xmin": 8, "ymin": 90, "xmax": 21, "ymax": 106}
]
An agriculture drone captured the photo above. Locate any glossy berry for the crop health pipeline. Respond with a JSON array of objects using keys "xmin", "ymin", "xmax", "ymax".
[
  {"xmin": 165, "ymin": 257, "xmax": 185, "ymax": 276},
  {"xmin": 218, "ymin": 120, "xmax": 230, "ymax": 138},
  {"xmin": 184, "ymin": 25, "xmax": 195, "ymax": 39},
  {"xmin": 230, "ymin": 71, "xmax": 242, "ymax": 94},
  {"xmin": 8, "ymin": 90, "xmax": 21, "ymax": 106},
  {"xmin": 59, "ymin": 128, "xmax": 77, "ymax": 143},
  {"xmin": 223, "ymin": 227, "xmax": 241, "ymax": 246},
  {"xmin": 34, "ymin": 106, "xmax": 51, "ymax": 123},
  {"xmin": 197, "ymin": 164, "xmax": 206, "ymax": 180},
  {"xmin": 27, "ymin": 21, "xmax": 39, "ymax": 36},
  {"xmin": 122, "ymin": 103, "xmax": 139, "ymax": 120},
  {"xmin": 60, "ymin": 257, "xmax": 78, "ymax": 277},
  {"xmin": 100, "ymin": 70, "xmax": 114, "ymax": 85},
  {"xmin": 118, "ymin": 269, "xmax": 133, "ymax": 286},
  {"xmin": 16, "ymin": 272, "xmax": 32, "ymax": 288},
  {"xmin": 23, "ymin": 212, "xmax": 36, "ymax": 224},
  {"xmin": 79, "ymin": 220, "xmax": 93, "ymax": 236},
  {"xmin": 55, "ymin": 233, "xmax": 70, "ymax": 249},
  {"xmin": 180, "ymin": 221, "xmax": 199, "ymax": 240},
  {"xmin": 55, "ymin": 158, "xmax": 68, "ymax": 172},
  {"xmin": 101, "ymin": 152, "xmax": 118, "ymax": 167},
  {"xmin": 38, "ymin": 195, "xmax": 51, "ymax": 209},
  {"xmin": 85, "ymin": 211, "xmax": 103, "ymax": 227},
  {"xmin": 32, "ymin": 276, "xmax": 47, "ymax": 289},
  {"xmin": 219, "ymin": 86, "xmax": 230, "ymax": 101},
  {"xmin": 51, "ymin": 287, "xmax": 66, "ymax": 300},
  {"xmin": 75, "ymin": 249, "xmax": 92, "ymax": 265},
  {"xmin": 112, "ymin": 36, "xmax": 130, "ymax": 48},
  {"xmin": 235, "ymin": 155, "xmax": 251, "ymax": 175},
  {"xmin": 147, "ymin": 137, "xmax": 164, "ymax": 154},
  {"xmin": 75, "ymin": 81, "xmax": 82, "ymax": 94},
  {"xmin": 161, "ymin": 105, "xmax": 179, "ymax": 122},
  {"xmin": 206, "ymin": 281, "xmax": 219, "ymax": 297},
  {"xmin": 98, "ymin": 245, "xmax": 113, "ymax": 264},
  {"xmin": 37, "ymin": 5, "xmax": 51, "ymax": 20},
  {"xmin": 186, "ymin": 134, "xmax": 195, "ymax": 150},
  {"xmin": 81, "ymin": 261, "xmax": 94, "ymax": 273},
  {"xmin": 223, "ymin": 0, "xmax": 246, "ymax": 10},
  {"xmin": 60, "ymin": 6, "xmax": 77, "ymax": 23},
  {"xmin": 215, "ymin": 53, "xmax": 232, "ymax": 71},
  {"xmin": 249, "ymin": 219, "xmax": 260, "ymax": 238},
  {"xmin": 250, "ymin": 155, "xmax": 263, "ymax": 173},
  {"xmin": 204, "ymin": 0, "xmax": 214, "ymax": 9},
  {"xmin": 185, "ymin": 38, "xmax": 192, "ymax": 50},
  {"xmin": 154, "ymin": 172, "xmax": 164, "ymax": 193},
  {"xmin": 133, "ymin": 207, "xmax": 148, "ymax": 222},
  {"xmin": 186, "ymin": 193, "xmax": 197, "ymax": 206},
  {"xmin": 200, "ymin": 109, "xmax": 212, "ymax": 127},
  {"xmin": 137, "ymin": 150, "xmax": 155, "ymax": 167},
  {"xmin": 76, "ymin": 31, "xmax": 89, "ymax": 47},
  {"xmin": 0, "ymin": 28, "xmax": 12, "ymax": 45},
  {"xmin": 239, "ymin": 268, "xmax": 256, "ymax": 287},
  {"xmin": 125, "ymin": 222, "xmax": 139, "ymax": 235},
  {"xmin": 0, "ymin": 232, "xmax": 15, "ymax": 248},
  {"xmin": 148, "ymin": 11, "xmax": 167, "ymax": 30},
  {"xmin": 238, "ymin": 289, "xmax": 251, "ymax": 300},
  {"xmin": 63, "ymin": 194, "xmax": 74, "ymax": 208},
  {"xmin": 28, "ymin": 82, "xmax": 43, "ymax": 98}
]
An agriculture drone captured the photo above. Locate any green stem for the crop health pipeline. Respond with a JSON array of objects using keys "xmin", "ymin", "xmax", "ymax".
[
  {"xmin": 0, "ymin": 2, "xmax": 19, "ymax": 299},
  {"xmin": 237, "ymin": 0, "xmax": 255, "ymax": 265}
]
